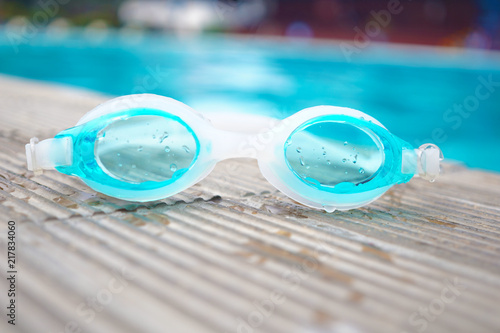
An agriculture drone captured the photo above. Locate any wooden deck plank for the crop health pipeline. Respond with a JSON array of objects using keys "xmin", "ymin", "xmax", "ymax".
[{"xmin": 0, "ymin": 75, "xmax": 499, "ymax": 333}]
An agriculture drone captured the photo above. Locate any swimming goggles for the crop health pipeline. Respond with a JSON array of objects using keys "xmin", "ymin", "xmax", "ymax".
[{"xmin": 26, "ymin": 94, "xmax": 443, "ymax": 212}]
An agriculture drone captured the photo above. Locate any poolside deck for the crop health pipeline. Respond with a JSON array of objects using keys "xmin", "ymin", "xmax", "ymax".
[{"xmin": 0, "ymin": 75, "xmax": 499, "ymax": 333}]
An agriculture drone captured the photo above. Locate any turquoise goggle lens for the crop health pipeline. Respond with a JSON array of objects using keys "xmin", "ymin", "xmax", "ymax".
[
  {"xmin": 285, "ymin": 119, "xmax": 384, "ymax": 190},
  {"xmin": 94, "ymin": 114, "xmax": 198, "ymax": 184}
]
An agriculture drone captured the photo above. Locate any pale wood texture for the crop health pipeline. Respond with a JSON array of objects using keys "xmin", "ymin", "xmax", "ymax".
[{"xmin": 0, "ymin": 75, "xmax": 499, "ymax": 333}]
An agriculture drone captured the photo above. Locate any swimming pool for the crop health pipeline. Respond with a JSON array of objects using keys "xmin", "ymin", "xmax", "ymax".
[{"xmin": 1, "ymin": 28, "xmax": 499, "ymax": 172}]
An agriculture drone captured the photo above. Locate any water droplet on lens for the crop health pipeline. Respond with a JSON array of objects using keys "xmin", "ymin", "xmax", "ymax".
[
  {"xmin": 323, "ymin": 151, "xmax": 327, "ymax": 156},
  {"xmin": 138, "ymin": 146, "xmax": 143, "ymax": 152},
  {"xmin": 164, "ymin": 146, "xmax": 170, "ymax": 152},
  {"xmin": 359, "ymin": 168, "xmax": 365, "ymax": 174},
  {"xmin": 299, "ymin": 156, "xmax": 305, "ymax": 166},
  {"xmin": 296, "ymin": 147, "xmax": 302, "ymax": 153},
  {"xmin": 182, "ymin": 145, "xmax": 190, "ymax": 153},
  {"xmin": 152, "ymin": 135, "xmax": 156, "ymax": 139},
  {"xmin": 170, "ymin": 164, "xmax": 177, "ymax": 172},
  {"xmin": 353, "ymin": 160, "xmax": 356, "ymax": 164},
  {"xmin": 159, "ymin": 132, "xmax": 169, "ymax": 143},
  {"xmin": 305, "ymin": 165, "xmax": 310, "ymax": 170},
  {"xmin": 343, "ymin": 141, "xmax": 348, "ymax": 146},
  {"xmin": 342, "ymin": 158, "xmax": 347, "ymax": 163},
  {"xmin": 326, "ymin": 160, "xmax": 331, "ymax": 165}
]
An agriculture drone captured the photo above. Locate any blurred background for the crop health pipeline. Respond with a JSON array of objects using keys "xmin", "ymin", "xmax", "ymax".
[{"xmin": 0, "ymin": 0, "xmax": 499, "ymax": 171}]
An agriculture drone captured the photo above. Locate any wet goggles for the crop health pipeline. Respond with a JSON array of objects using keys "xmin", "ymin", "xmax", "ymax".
[{"xmin": 26, "ymin": 94, "xmax": 442, "ymax": 212}]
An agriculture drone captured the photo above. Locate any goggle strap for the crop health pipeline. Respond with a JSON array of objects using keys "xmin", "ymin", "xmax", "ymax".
[
  {"xmin": 415, "ymin": 144, "xmax": 443, "ymax": 182},
  {"xmin": 25, "ymin": 137, "xmax": 73, "ymax": 175}
]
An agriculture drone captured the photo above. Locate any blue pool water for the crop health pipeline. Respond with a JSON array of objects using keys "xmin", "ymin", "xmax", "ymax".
[{"xmin": 1, "ymin": 29, "xmax": 499, "ymax": 172}]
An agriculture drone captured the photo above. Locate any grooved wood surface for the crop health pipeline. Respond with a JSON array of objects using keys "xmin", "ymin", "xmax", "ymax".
[{"xmin": 0, "ymin": 75, "xmax": 499, "ymax": 333}]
